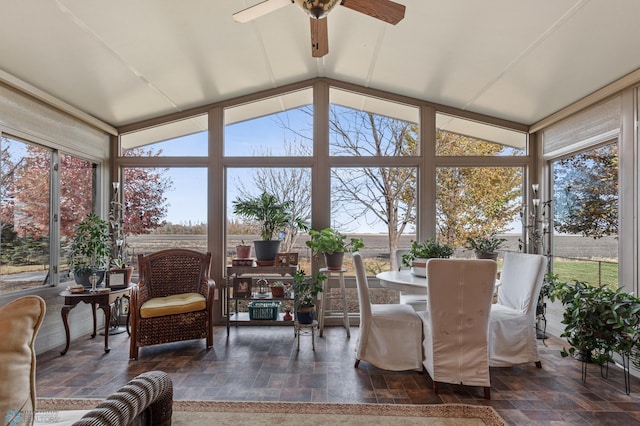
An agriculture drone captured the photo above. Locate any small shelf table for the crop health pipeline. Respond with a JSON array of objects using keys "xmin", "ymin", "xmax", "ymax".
[
  {"xmin": 225, "ymin": 264, "xmax": 298, "ymax": 335},
  {"xmin": 294, "ymin": 320, "xmax": 318, "ymax": 351},
  {"xmin": 318, "ymin": 268, "xmax": 350, "ymax": 338}
]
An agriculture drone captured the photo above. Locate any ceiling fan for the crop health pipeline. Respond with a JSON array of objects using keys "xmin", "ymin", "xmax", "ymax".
[{"xmin": 233, "ymin": 0, "xmax": 406, "ymax": 58}]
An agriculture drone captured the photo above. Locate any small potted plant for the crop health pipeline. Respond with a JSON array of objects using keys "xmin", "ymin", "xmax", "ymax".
[
  {"xmin": 401, "ymin": 238, "xmax": 454, "ymax": 277},
  {"xmin": 69, "ymin": 213, "xmax": 111, "ymax": 288},
  {"xmin": 465, "ymin": 233, "xmax": 506, "ymax": 260},
  {"xmin": 305, "ymin": 227, "xmax": 364, "ymax": 270},
  {"xmin": 270, "ymin": 280, "xmax": 286, "ymax": 298},
  {"xmin": 235, "ymin": 240, "xmax": 252, "ymax": 259},
  {"xmin": 232, "ymin": 192, "xmax": 307, "ymax": 265},
  {"xmin": 292, "ymin": 269, "xmax": 327, "ymax": 324}
]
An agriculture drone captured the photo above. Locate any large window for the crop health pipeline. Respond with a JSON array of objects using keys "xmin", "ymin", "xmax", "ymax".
[
  {"xmin": 1, "ymin": 137, "xmax": 52, "ymax": 293},
  {"xmin": 551, "ymin": 142, "xmax": 619, "ymax": 288},
  {"xmin": 1, "ymin": 136, "xmax": 99, "ymax": 293},
  {"xmin": 226, "ymin": 167, "xmax": 311, "ymax": 269},
  {"xmin": 224, "ymin": 89, "xmax": 313, "ymax": 157},
  {"xmin": 329, "ymin": 88, "xmax": 419, "ymax": 157},
  {"xmin": 121, "ymin": 115, "xmax": 208, "ymax": 157},
  {"xmin": 436, "ymin": 113, "xmax": 526, "ymax": 156},
  {"xmin": 435, "ymin": 167, "xmax": 523, "ymax": 253},
  {"xmin": 124, "ymin": 167, "xmax": 207, "ymax": 266},
  {"xmin": 59, "ymin": 153, "xmax": 96, "ymax": 284}
]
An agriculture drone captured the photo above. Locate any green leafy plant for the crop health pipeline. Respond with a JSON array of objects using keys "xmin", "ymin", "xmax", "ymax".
[
  {"xmin": 401, "ymin": 238, "xmax": 453, "ymax": 267},
  {"xmin": 305, "ymin": 227, "xmax": 364, "ymax": 255},
  {"xmin": 292, "ymin": 270, "xmax": 327, "ymax": 309},
  {"xmin": 68, "ymin": 213, "xmax": 111, "ymax": 275},
  {"xmin": 550, "ymin": 279, "xmax": 640, "ymax": 366},
  {"xmin": 465, "ymin": 234, "xmax": 506, "ymax": 255},
  {"xmin": 537, "ymin": 272, "xmax": 560, "ymax": 316},
  {"xmin": 232, "ymin": 192, "xmax": 307, "ymax": 240}
]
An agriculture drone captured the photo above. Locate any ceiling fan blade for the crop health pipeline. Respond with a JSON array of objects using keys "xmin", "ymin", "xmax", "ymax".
[
  {"xmin": 233, "ymin": 0, "xmax": 292, "ymax": 23},
  {"xmin": 310, "ymin": 17, "xmax": 329, "ymax": 58},
  {"xmin": 341, "ymin": 0, "xmax": 406, "ymax": 25}
]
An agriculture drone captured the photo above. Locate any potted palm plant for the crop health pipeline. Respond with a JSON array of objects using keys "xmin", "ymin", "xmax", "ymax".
[
  {"xmin": 68, "ymin": 213, "xmax": 111, "ymax": 288},
  {"xmin": 305, "ymin": 227, "xmax": 364, "ymax": 270},
  {"xmin": 232, "ymin": 192, "xmax": 307, "ymax": 266},
  {"xmin": 292, "ymin": 269, "xmax": 327, "ymax": 324},
  {"xmin": 401, "ymin": 238, "xmax": 454, "ymax": 277}
]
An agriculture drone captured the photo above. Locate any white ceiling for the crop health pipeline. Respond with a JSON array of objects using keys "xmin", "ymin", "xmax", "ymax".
[{"xmin": 1, "ymin": 0, "xmax": 640, "ymax": 130}]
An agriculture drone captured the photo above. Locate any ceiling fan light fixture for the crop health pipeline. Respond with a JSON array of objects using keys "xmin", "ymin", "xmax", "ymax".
[{"xmin": 293, "ymin": 0, "xmax": 341, "ymax": 19}]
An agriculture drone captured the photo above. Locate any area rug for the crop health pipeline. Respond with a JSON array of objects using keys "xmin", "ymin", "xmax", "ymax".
[{"xmin": 37, "ymin": 399, "xmax": 506, "ymax": 425}]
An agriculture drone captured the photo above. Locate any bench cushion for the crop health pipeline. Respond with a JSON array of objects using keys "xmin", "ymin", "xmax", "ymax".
[{"xmin": 140, "ymin": 293, "xmax": 206, "ymax": 319}]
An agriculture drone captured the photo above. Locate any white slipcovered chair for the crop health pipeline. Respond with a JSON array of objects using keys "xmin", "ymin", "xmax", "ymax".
[
  {"xmin": 489, "ymin": 251, "xmax": 548, "ymax": 367},
  {"xmin": 418, "ymin": 258, "xmax": 497, "ymax": 399},
  {"xmin": 395, "ymin": 249, "xmax": 428, "ymax": 312},
  {"xmin": 353, "ymin": 252, "xmax": 423, "ymax": 371}
]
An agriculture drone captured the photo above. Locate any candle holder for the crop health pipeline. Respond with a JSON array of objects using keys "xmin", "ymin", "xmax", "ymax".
[
  {"xmin": 109, "ymin": 181, "xmax": 130, "ymax": 268},
  {"xmin": 519, "ymin": 183, "xmax": 552, "ymax": 255}
]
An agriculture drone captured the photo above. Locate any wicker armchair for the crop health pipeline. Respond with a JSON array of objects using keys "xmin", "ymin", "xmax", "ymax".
[
  {"xmin": 72, "ymin": 370, "xmax": 173, "ymax": 426},
  {"xmin": 130, "ymin": 249, "xmax": 215, "ymax": 360}
]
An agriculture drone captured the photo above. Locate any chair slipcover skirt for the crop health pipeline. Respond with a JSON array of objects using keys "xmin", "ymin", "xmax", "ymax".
[
  {"xmin": 488, "ymin": 252, "xmax": 547, "ymax": 367},
  {"xmin": 356, "ymin": 304, "xmax": 424, "ymax": 371},
  {"xmin": 353, "ymin": 252, "xmax": 423, "ymax": 371}
]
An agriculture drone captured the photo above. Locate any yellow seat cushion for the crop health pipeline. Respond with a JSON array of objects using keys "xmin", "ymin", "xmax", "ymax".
[{"xmin": 140, "ymin": 293, "xmax": 206, "ymax": 319}]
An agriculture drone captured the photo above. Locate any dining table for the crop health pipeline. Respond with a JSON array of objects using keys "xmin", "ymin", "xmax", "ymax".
[
  {"xmin": 376, "ymin": 270, "xmax": 428, "ymax": 295},
  {"xmin": 376, "ymin": 269, "xmax": 501, "ymax": 296}
]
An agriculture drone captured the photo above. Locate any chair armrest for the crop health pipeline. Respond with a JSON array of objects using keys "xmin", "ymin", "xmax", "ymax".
[
  {"xmin": 199, "ymin": 278, "xmax": 216, "ymax": 301},
  {"xmin": 72, "ymin": 370, "xmax": 173, "ymax": 426}
]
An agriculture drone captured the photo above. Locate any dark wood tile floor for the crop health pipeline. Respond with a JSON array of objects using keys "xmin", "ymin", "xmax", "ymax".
[{"xmin": 36, "ymin": 324, "xmax": 640, "ymax": 425}]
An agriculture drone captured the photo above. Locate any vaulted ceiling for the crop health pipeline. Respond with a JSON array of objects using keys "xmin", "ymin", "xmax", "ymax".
[{"xmin": 1, "ymin": 0, "xmax": 640, "ymax": 130}]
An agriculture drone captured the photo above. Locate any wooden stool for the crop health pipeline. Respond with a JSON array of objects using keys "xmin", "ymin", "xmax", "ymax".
[
  {"xmin": 294, "ymin": 320, "xmax": 318, "ymax": 351},
  {"xmin": 318, "ymin": 268, "xmax": 350, "ymax": 338}
]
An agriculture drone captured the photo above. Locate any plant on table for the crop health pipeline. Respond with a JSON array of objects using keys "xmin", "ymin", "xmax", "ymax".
[
  {"xmin": 401, "ymin": 238, "xmax": 454, "ymax": 268},
  {"xmin": 232, "ymin": 192, "xmax": 307, "ymax": 241},
  {"xmin": 69, "ymin": 213, "xmax": 111, "ymax": 287},
  {"xmin": 306, "ymin": 227, "xmax": 364, "ymax": 255},
  {"xmin": 465, "ymin": 234, "xmax": 506, "ymax": 255},
  {"xmin": 232, "ymin": 192, "xmax": 308, "ymax": 263},
  {"xmin": 306, "ymin": 227, "xmax": 364, "ymax": 270}
]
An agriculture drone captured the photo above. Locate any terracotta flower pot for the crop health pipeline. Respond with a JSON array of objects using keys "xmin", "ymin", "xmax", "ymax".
[
  {"xmin": 236, "ymin": 245, "xmax": 251, "ymax": 259},
  {"xmin": 270, "ymin": 286, "xmax": 285, "ymax": 298}
]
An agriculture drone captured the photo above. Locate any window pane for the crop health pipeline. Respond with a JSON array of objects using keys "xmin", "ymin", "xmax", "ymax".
[
  {"xmin": 435, "ymin": 167, "xmax": 523, "ymax": 252},
  {"xmin": 329, "ymin": 88, "xmax": 419, "ymax": 157},
  {"xmin": 121, "ymin": 115, "xmax": 208, "ymax": 156},
  {"xmin": 1, "ymin": 137, "xmax": 51, "ymax": 293},
  {"xmin": 436, "ymin": 113, "xmax": 526, "ymax": 156},
  {"xmin": 552, "ymin": 143, "xmax": 618, "ymax": 288},
  {"xmin": 124, "ymin": 167, "xmax": 207, "ymax": 265},
  {"xmin": 224, "ymin": 89, "xmax": 313, "ymax": 157},
  {"xmin": 227, "ymin": 167, "xmax": 312, "ymax": 269},
  {"xmin": 59, "ymin": 154, "xmax": 96, "ymax": 284},
  {"xmin": 331, "ymin": 167, "xmax": 417, "ymax": 272}
]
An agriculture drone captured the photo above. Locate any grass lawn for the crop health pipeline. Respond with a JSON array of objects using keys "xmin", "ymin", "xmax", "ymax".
[{"xmin": 552, "ymin": 257, "xmax": 618, "ymax": 289}]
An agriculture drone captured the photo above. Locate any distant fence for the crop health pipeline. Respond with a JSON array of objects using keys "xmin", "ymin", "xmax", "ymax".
[{"xmin": 552, "ymin": 255, "xmax": 618, "ymax": 289}]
